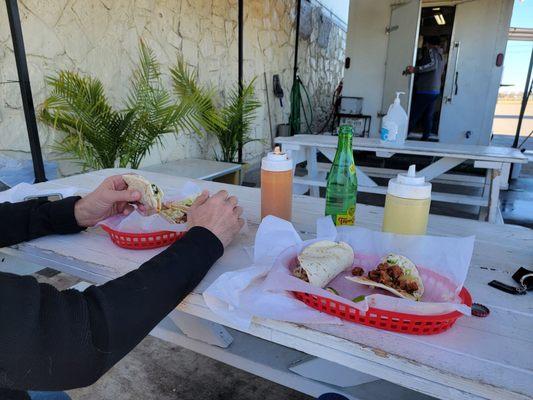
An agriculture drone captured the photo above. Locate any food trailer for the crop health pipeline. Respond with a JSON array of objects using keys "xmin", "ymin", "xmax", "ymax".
[{"xmin": 343, "ymin": 0, "xmax": 514, "ymax": 145}]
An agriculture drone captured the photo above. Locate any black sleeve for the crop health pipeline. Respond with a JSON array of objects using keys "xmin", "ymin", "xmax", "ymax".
[
  {"xmin": 0, "ymin": 197, "xmax": 84, "ymax": 247},
  {"xmin": 0, "ymin": 226, "xmax": 223, "ymax": 392}
]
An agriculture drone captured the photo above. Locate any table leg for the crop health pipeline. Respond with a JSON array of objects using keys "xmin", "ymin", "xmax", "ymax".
[
  {"xmin": 168, "ymin": 310, "xmax": 233, "ymax": 348},
  {"xmin": 307, "ymin": 146, "xmax": 320, "ymax": 197},
  {"xmin": 478, "ymin": 169, "xmax": 491, "ymax": 221},
  {"xmin": 289, "ymin": 356, "xmax": 378, "ymax": 387},
  {"xmin": 488, "ymin": 168, "xmax": 503, "ymax": 224}
]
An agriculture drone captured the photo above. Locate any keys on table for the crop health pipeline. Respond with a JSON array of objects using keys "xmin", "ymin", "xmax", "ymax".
[{"xmin": 489, "ymin": 267, "xmax": 533, "ymax": 295}]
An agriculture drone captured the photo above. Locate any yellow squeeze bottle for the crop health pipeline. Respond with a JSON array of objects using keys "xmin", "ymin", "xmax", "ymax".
[{"xmin": 382, "ymin": 165, "xmax": 431, "ymax": 235}]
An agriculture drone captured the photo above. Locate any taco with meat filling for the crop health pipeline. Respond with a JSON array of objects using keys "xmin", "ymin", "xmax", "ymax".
[
  {"xmin": 345, "ymin": 254, "xmax": 424, "ymax": 301},
  {"xmin": 123, "ymin": 174, "xmax": 164, "ymax": 215}
]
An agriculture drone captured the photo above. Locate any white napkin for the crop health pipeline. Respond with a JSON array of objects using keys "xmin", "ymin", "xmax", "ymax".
[
  {"xmin": 203, "ymin": 216, "xmax": 342, "ymax": 330},
  {"xmin": 0, "ymin": 182, "xmax": 78, "ymax": 203}
]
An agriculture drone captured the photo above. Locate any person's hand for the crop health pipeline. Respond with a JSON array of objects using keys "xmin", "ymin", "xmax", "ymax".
[
  {"xmin": 187, "ymin": 190, "xmax": 244, "ymax": 248},
  {"xmin": 74, "ymin": 175, "xmax": 143, "ymax": 227},
  {"xmin": 406, "ymin": 65, "xmax": 415, "ymax": 74}
]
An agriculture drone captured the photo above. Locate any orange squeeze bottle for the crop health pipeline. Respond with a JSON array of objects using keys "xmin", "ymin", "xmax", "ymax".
[{"xmin": 261, "ymin": 146, "xmax": 293, "ymax": 221}]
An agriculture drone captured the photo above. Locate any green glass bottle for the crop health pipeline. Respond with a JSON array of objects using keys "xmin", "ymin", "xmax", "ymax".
[{"xmin": 325, "ymin": 125, "xmax": 358, "ymax": 226}]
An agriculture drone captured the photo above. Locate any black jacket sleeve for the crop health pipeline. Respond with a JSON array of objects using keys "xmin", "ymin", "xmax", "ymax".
[
  {"xmin": 0, "ymin": 199, "xmax": 224, "ymax": 392},
  {"xmin": 0, "ymin": 197, "xmax": 84, "ymax": 247}
]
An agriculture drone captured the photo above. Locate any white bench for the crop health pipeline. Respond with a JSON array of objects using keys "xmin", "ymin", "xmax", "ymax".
[
  {"xmin": 142, "ymin": 158, "xmax": 242, "ymax": 184},
  {"xmin": 276, "ymin": 134, "xmax": 528, "ymax": 224}
]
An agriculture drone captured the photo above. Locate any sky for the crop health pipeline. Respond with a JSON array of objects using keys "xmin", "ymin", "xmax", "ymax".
[{"xmin": 499, "ymin": 0, "xmax": 533, "ymax": 93}]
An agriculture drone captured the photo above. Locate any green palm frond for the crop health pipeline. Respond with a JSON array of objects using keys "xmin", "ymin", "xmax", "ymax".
[
  {"xmin": 170, "ymin": 59, "xmax": 223, "ymax": 133},
  {"xmin": 40, "ymin": 40, "xmax": 215, "ymax": 170},
  {"xmin": 171, "ymin": 64, "xmax": 262, "ymax": 163},
  {"xmin": 217, "ymin": 80, "xmax": 262, "ymax": 163},
  {"xmin": 40, "ymin": 71, "xmax": 122, "ymax": 169}
]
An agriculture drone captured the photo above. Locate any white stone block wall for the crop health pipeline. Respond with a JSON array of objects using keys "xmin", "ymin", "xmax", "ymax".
[{"xmin": 0, "ymin": 0, "xmax": 345, "ymax": 174}]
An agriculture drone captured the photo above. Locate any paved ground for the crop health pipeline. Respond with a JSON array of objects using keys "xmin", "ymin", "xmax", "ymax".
[{"xmin": 69, "ymin": 336, "xmax": 311, "ymax": 400}]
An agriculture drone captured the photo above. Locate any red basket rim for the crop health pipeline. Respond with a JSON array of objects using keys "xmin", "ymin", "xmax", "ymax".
[
  {"xmin": 293, "ymin": 286, "xmax": 472, "ymax": 321},
  {"xmin": 101, "ymin": 225, "xmax": 178, "ymax": 237}
]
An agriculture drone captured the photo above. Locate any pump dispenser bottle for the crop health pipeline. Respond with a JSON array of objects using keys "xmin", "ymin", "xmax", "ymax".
[{"xmin": 380, "ymin": 91, "xmax": 408, "ymax": 145}]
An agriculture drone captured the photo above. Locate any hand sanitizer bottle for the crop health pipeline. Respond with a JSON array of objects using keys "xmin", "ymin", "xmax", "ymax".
[
  {"xmin": 380, "ymin": 92, "xmax": 408, "ymax": 145},
  {"xmin": 382, "ymin": 165, "xmax": 432, "ymax": 235}
]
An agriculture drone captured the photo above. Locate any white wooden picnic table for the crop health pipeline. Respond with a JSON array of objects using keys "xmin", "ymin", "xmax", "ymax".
[
  {"xmin": 275, "ymin": 134, "xmax": 528, "ymax": 224},
  {"xmin": 2, "ymin": 168, "xmax": 532, "ymax": 400},
  {"xmin": 141, "ymin": 158, "xmax": 242, "ymax": 182}
]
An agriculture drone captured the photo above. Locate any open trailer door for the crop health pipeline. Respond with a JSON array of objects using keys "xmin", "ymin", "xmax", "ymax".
[
  {"xmin": 437, "ymin": 0, "xmax": 512, "ymax": 145},
  {"xmin": 381, "ymin": 0, "xmax": 421, "ymax": 117}
]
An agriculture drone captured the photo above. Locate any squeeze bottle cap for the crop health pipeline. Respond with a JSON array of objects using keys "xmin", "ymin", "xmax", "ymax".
[
  {"xmin": 387, "ymin": 164, "xmax": 431, "ymax": 199},
  {"xmin": 261, "ymin": 146, "xmax": 293, "ymax": 172}
]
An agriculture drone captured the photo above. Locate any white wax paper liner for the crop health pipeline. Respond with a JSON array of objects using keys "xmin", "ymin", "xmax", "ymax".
[{"xmin": 262, "ymin": 217, "xmax": 474, "ymax": 316}]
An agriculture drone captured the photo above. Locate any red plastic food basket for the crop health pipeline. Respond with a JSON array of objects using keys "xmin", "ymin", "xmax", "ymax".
[
  {"xmin": 293, "ymin": 287, "xmax": 472, "ymax": 335},
  {"xmin": 101, "ymin": 225, "xmax": 185, "ymax": 250}
]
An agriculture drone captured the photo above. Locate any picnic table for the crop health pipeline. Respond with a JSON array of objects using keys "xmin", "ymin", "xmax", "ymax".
[
  {"xmin": 275, "ymin": 134, "xmax": 528, "ymax": 224},
  {"xmin": 141, "ymin": 158, "xmax": 242, "ymax": 184},
  {"xmin": 2, "ymin": 168, "xmax": 532, "ymax": 400}
]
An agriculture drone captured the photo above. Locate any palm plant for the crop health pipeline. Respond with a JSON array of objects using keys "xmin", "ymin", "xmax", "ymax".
[
  {"xmin": 170, "ymin": 61, "xmax": 262, "ymax": 163},
  {"xmin": 40, "ymin": 41, "xmax": 213, "ymax": 169}
]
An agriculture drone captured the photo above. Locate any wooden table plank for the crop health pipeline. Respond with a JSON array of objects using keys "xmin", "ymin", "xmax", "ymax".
[
  {"xmin": 141, "ymin": 158, "xmax": 241, "ymax": 181},
  {"xmin": 4, "ymin": 168, "xmax": 532, "ymax": 400},
  {"xmin": 277, "ymin": 135, "xmax": 528, "ymax": 164}
]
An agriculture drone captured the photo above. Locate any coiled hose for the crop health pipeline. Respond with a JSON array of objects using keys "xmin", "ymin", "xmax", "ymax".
[{"xmin": 289, "ymin": 75, "xmax": 313, "ymax": 134}]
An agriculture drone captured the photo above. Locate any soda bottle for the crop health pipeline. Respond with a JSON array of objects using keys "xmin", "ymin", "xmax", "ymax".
[{"xmin": 325, "ymin": 125, "xmax": 358, "ymax": 226}]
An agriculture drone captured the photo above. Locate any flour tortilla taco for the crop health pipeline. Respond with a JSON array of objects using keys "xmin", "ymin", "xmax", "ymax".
[
  {"xmin": 293, "ymin": 241, "xmax": 354, "ymax": 288},
  {"xmin": 123, "ymin": 174, "xmax": 164, "ymax": 215},
  {"xmin": 345, "ymin": 254, "xmax": 424, "ymax": 301}
]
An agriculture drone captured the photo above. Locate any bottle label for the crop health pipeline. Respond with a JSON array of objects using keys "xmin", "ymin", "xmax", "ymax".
[
  {"xmin": 334, "ymin": 205, "xmax": 355, "ymax": 226},
  {"xmin": 336, "ymin": 214, "xmax": 355, "ymax": 226},
  {"xmin": 380, "ymin": 124, "xmax": 397, "ymax": 142}
]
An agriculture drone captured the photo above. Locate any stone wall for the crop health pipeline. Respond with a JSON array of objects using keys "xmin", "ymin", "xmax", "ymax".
[{"xmin": 0, "ymin": 0, "xmax": 345, "ymax": 174}]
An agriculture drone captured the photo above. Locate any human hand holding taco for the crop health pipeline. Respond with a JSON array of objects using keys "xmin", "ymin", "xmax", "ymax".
[
  {"xmin": 122, "ymin": 174, "xmax": 164, "ymax": 215},
  {"xmin": 74, "ymin": 175, "xmax": 144, "ymax": 227}
]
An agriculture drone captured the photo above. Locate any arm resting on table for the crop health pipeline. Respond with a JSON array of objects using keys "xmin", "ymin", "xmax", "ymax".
[
  {"xmin": 0, "ymin": 197, "xmax": 84, "ymax": 247},
  {"xmin": 0, "ymin": 227, "xmax": 223, "ymax": 391}
]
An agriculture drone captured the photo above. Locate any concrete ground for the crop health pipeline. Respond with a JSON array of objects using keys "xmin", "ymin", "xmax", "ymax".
[{"xmin": 69, "ymin": 336, "xmax": 312, "ymax": 400}]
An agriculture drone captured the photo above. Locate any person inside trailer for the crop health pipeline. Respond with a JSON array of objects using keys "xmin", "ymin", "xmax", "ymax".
[{"xmin": 405, "ymin": 36, "xmax": 445, "ymax": 141}]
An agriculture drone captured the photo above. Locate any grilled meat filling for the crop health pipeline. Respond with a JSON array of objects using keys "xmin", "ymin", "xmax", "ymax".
[{"xmin": 367, "ymin": 262, "xmax": 419, "ymax": 295}]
